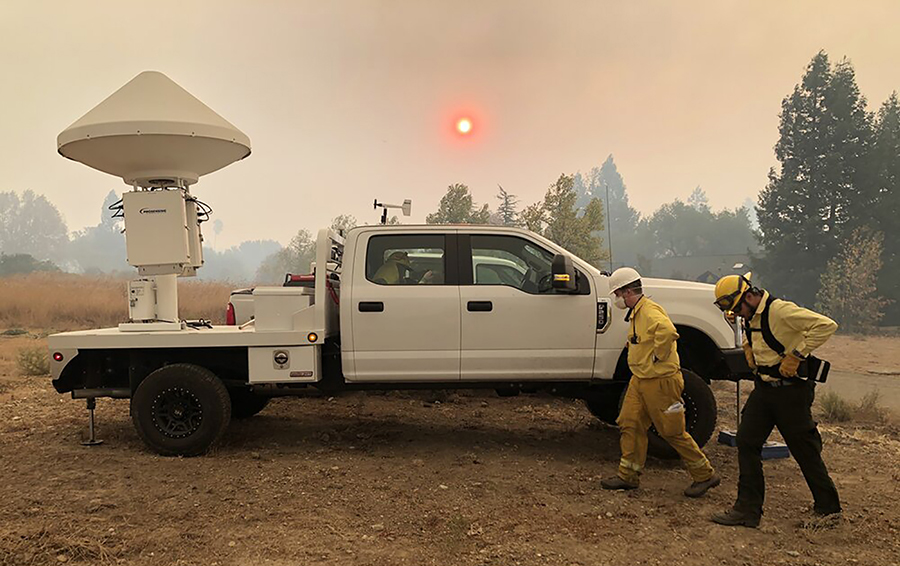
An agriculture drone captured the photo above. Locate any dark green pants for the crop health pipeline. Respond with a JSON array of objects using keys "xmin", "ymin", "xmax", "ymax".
[{"xmin": 734, "ymin": 379, "xmax": 841, "ymax": 518}]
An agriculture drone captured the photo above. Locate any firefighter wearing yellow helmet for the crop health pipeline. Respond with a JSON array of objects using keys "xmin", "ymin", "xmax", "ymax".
[
  {"xmin": 600, "ymin": 267, "xmax": 720, "ymax": 498},
  {"xmin": 710, "ymin": 274, "xmax": 841, "ymax": 528}
]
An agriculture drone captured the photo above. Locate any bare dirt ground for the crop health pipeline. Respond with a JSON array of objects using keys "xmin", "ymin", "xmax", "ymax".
[{"xmin": 2, "ymin": 333, "xmax": 899, "ymax": 566}]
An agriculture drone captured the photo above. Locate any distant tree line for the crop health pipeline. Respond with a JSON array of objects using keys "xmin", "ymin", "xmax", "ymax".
[
  {"xmin": 0, "ymin": 189, "xmax": 281, "ymax": 283},
  {"xmin": 425, "ymin": 159, "xmax": 756, "ymax": 275}
]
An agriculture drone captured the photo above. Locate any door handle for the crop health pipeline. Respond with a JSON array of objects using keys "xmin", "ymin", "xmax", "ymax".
[
  {"xmin": 358, "ymin": 301, "xmax": 384, "ymax": 312},
  {"xmin": 467, "ymin": 301, "xmax": 493, "ymax": 312}
]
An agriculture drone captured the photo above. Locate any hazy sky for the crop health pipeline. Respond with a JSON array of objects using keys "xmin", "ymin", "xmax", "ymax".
[{"xmin": 3, "ymin": 1, "xmax": 900, "ymax": 249}]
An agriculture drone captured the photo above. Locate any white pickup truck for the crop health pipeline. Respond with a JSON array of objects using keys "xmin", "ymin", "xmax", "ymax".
[{"xmin": 49, "ymin": 224, "xmax": 750, "ymax": 457}]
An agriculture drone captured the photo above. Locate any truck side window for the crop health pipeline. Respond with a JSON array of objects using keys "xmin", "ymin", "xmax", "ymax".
[
  {"xmin": 471, "ymin": 235, "xmax": 557, "ymax": 294},
  {"xmin": 366, "ymin": 234, "xmax": 447, "ymax": 285}
]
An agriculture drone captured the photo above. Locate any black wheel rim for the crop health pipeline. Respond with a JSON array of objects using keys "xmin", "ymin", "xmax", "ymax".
[{"xmin": 152, "ymin": 387, "xmax": 203, "ymax": 438}]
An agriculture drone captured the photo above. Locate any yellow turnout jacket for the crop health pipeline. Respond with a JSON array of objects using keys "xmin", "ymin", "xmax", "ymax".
[{"xmin": 626, "ymin": 296, "xmax": 681, "ymax": 379}]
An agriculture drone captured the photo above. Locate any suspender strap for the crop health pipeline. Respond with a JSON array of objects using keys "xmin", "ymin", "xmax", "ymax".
[
  {"xmin": 744, "ymin": 295, "xmax": 787, "ymax": 356},
  {"xmin": 760, "ymin": 295, "xmax": 786, "ymax": 355}
]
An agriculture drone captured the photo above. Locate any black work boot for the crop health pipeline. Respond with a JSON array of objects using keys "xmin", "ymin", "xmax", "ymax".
[
  {"xmin": 600, "ymin": 476, "xmax": 638, "ymax": 491},
  {"xmin": 710, "ymin": 509, "xmax": 761, "ymax": 528},
  {"xmin": 684, "ymin": 474, "xmax": 721, "ymax": 498}
]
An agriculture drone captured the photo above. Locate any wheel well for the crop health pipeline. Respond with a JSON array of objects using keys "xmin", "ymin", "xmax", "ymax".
[
  {"xmin": 613, "ymin": 348, "xmax": 631, "ymax": 381},
  {"xmin": 676, "ymin": 325, "xmax": 727, "ymax": 383}
]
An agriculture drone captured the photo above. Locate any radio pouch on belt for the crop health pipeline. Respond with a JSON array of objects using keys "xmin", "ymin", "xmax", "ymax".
[{"xmin": 743, "ymin": 295, "xmax": 831, "ymax": 383}]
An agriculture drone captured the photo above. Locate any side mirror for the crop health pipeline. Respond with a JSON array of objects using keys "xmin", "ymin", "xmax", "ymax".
[{"xmin": 551, "ymin": 254, "xmax": 577, "ymax": 292}]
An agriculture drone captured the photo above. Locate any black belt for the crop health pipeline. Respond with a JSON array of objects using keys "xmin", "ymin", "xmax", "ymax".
[
  {"xmin": 756, "ymin": 366, "xmax": 801, "ymax": 388},
  {"xmin": 756, "ymin": 377, "xmax": 800, "ymax": 388}
]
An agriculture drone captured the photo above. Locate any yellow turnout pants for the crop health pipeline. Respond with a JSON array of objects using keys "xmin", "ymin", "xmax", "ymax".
[{"xmin": 616, "ymin": 373, "xmax": 714, "ymax": 484}]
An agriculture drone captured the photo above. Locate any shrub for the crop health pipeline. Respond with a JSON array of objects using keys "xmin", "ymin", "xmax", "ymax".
[
  {"xmin": 1, "ymin": 328, "xmax": 27, "ymax": 336},
  {"xmin": 816, "ymin": 228, "xmax": 890, "ymax": 334},
  {"xmin": 0, "ymin": 253, "xmax": 58, "ymax": 276},
  {"xmin": 857, "ymin": 390, "xmax": 886, "ymax": 422},
  {"xmin": 818, "ymin": 391, "xmax": 853, "ymax": 422},
  {"xmin": 16, "ymin": 346, "xmax": 49, "ymax": 376}
]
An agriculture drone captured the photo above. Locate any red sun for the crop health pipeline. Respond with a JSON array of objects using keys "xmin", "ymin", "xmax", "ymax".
[{"xmin": 456, "ymin": 118, "xmax": 473, "ymax": 135}]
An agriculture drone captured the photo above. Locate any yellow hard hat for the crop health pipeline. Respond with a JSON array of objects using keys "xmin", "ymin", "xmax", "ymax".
[
  {"xmin": 713, "ymin": 273, "xmax": 752, "ymax": 312},
  {"xmin": 388, "ymin": 251, "xmax": 411, "ymax": 268}
]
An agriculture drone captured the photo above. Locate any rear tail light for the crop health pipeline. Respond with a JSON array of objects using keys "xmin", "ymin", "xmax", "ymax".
[
  {"xmin": 226, "ymin": 302, "xmax": 236, "ymax": 325},
  {"xmin": 52, "ymin": 352, "xmax": 64, "ymax": 362},
  {"xmin": 284, "ymin": 273, "xmax": 315, "ymax": 286}
]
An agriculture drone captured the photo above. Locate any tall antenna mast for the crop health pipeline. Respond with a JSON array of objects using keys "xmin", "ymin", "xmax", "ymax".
[{"xmin": 605, "ymin": 181, "xmax": 613, "ymax": 271}]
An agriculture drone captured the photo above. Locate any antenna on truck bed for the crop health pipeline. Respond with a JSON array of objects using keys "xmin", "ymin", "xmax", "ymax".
[
  {"xmin": 373, "ymin": 198, "xmax": 412, "ymax": 224},
  {"xmin": 57, "ymin": 71, "xmax": 251, "ymax": 331}
]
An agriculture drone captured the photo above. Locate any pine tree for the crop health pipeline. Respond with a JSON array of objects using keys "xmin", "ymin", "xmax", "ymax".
[
  {"xmin": 756, "ymin": 51, "xmax": 875, "ymax": 307},
  {"xmin": 687, "ymin": 186, "xmax": 710, "ymax": 211},
  {"xmin": 495, "ymin": 185, "xmax": 520, "ymax": 226},
  {"xmin": 99, "ymin": 190, "xmax": 122, "ymax": 231},
  {"xmin": 582, "ymin": 155, "xmax": 641, "ymax": 268},
  {"xmin": 872, "ymin": 92, "xmax": 900, "ymax": 324},
  {"xmin": 426, "ymin": 183, "xmax": 491, "ymax": 224},
  {"xmin": 525, "ymin": 174, "xmax": 609, "ymax": 267}
]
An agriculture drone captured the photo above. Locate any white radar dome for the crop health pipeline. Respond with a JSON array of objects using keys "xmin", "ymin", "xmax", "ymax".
[{"xmin": 58, "ymin": 71, "xmax": 251, "ymax": 187}]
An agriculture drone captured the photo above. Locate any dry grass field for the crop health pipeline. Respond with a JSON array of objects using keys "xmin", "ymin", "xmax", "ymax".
[
  {"xmin": 1, "ymin": 274, "xmax": 899, "ymax": 565},
  {"xmin": 0, "ymin": 273, "xmax": 233, "ymax": 330}
]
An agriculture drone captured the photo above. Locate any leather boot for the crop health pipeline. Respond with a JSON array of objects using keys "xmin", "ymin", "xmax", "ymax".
[
  {"xmin": 710, "ymin": 509, "xmax": 760, "ymax": 528},
  {"xmin": 600, "ymin": 476, "xmax": 638, "ymax": 490},
  {"xmin": 684, "ymin": 474, "xmax": 721, "ymax": 498}
]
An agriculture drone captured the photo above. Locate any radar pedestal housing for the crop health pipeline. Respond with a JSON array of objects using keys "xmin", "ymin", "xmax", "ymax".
[{"xmin": 58, "ymin": 71, "xmax": 251, "ymax": 330}]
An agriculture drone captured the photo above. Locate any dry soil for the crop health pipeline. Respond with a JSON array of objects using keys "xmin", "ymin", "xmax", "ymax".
[{"xmin": 1, "ymin": 333, "xmax": 899, "ymax": 566}]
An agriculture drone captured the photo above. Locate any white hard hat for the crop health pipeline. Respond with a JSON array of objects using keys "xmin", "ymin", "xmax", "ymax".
[{"xmin": 608, "ymin": 267, "xmax": 641, "ymax": 295}]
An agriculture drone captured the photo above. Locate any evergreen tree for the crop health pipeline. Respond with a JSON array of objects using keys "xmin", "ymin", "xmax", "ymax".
[
  {"xmin": 495, "ymin": 185, "xmax": 519, "ymax": 226},
  {"xmin": 571, "ymin": 155, "xmax": 641, "ymax": 268},
  {"xmin": 572, "ymin": 171, "xmax": 593, "ymax": 212},
  {"xmin": 68, "ymin": 191, "xmax": 128, "ymax": 273},
  {"xmin": 426, "ymin": 183, "xmax": 491, "ymax": 224},
  {"xmin": 742, "ymin": 197, "xmax": 759, "ymax": 231},
  {"xmin": 687, "ymin": 186, "xmax": 710, "ymax": 211},
  {"xmin": 756, "ymin": 51, "xmax": 875, "ymax": 307},
  {"xmin": 99, "ymin": 190, "xmax": 122, "ymax": 232},
  {"xmin": 525, "ymin": 174, "xmax": 609, "ymax": 267},
  {"xmin": 872, "ymin": 92, "xmax": 900, "ymax": 324}
]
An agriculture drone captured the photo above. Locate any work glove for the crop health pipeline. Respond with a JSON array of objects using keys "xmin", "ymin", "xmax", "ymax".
[
  {"xmin": 779, "ymin": 352, "xmax": 802, "ymax": 378},
  {"xmin": 742, "ymin": 343, "xmax": 756, "ymax": 370}
]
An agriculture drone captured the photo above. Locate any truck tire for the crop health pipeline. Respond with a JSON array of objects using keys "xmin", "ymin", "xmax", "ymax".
[
  {"xmin": 584, "ymin": 382, "xmax": 628, "ymax": 425},
  {"xmin": 647, "ymin": 369, "xmax": 717, "ymax": 460},
  {"xmin": 229, "ymin": 387, "xmax": 270, "ymax": 419},
  {"xmin": 131, "ymin": 364, "xmax": 232, "ymax": 457}
]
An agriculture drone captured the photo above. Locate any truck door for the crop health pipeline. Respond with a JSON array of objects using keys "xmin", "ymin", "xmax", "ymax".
[
  {"xmin": 459, "ymin": 233, "xmax": 596, "ymax": 380},
  {"xmin": 349, "ymin": 231, "xmax": 461, "ymax": 382}
]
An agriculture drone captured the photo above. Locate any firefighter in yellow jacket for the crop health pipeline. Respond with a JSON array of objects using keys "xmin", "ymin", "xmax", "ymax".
[
  {"xmin": 601, "ymin": 268, "xmax": 721, "ymax": 497},
  {"xmin": 711, "ymin": 274, "xmax": 840, "ymax": 528}
]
